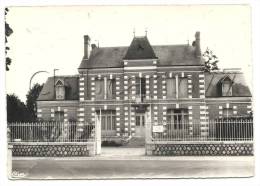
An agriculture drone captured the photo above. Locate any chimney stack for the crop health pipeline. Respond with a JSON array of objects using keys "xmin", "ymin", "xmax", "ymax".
[
  {"xmin": 194, "ymin": 31, "xmax": 201, "ymax": 57},
  {"xmin": 84, "ymin": 35, "xmax": 90, "ymax": 59},
  {"xmin": 91, "ymin": 44, "xmax": 97, "ymax": 50}
]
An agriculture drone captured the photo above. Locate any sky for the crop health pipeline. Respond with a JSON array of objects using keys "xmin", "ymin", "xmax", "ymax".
[{"xmin": 5, "ymin": 5, "xmax": 252, "ymax": 102}]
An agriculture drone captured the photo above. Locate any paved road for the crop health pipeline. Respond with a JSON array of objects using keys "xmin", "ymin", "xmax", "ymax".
[{"xmin": 11, "ymin": 156, "xmax": 254, "ymax": 179}]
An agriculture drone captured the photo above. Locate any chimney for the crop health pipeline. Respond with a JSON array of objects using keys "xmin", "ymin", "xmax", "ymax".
[
  {"xmin": 84, "ymin": 35, "xmax": 90, "ymax": 59},
  {"xmin": 193, "ymin": 31, "xmax": 201, "ymax": 57},
  {"xmin": 91, "ymin": 44, "xmax": 97, "ymax": 50}
]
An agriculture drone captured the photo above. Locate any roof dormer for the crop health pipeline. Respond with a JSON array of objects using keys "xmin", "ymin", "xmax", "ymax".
[
  {"xmin": 218, "ymin": 75, "xmax": 233, "ymax": 97},
  {"xmin": 55, "ymin": 79, "xmax": 65, "ymax": 100}
]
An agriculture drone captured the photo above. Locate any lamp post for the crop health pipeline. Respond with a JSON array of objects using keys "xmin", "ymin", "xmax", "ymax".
[
  {"xmin": 29, "ymin": 70, "xmax": 49, "ymax": 90},
  {"xmin": 53, "ymin": 69, "xmax": 59, "ymax": 98}
]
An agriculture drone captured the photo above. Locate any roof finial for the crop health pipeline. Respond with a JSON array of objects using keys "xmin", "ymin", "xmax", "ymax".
[
  {"xmin": 187, "ymin": 39, "xmax": 189, "ymax": 45},
  {"xmin": 133, "ymin": 28, "xmax": 135, "ymax": 37},
  {"xmin": 145, "ymin": 27, "xmax": 148, "ymax": 36}
]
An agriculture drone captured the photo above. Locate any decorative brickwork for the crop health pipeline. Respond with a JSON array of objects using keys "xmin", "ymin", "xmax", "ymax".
[
  {"xmin": 12, "ymin": 144, "xmax": 92, "ymax": 157},
  {"xmin": 146, "ymin": 143, "xmax": 253, "ymax": 156},
  {"xmin": 79, "ymin": 75, "xmax": 85, "ymax": 101}
]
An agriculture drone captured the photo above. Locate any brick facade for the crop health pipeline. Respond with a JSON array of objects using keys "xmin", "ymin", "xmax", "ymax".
[{"xmin": 37, "ymin": 33, "xmax": 252, "ymax": 141}]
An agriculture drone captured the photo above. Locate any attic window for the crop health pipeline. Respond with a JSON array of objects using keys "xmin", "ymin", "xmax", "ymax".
[
  {"xmin": 221, "ymin": 76, "xmax": 232, "ymax": 97},
  {"xmin": 55, "ymin": 80, "xmax": 65, "ymax": 100}
]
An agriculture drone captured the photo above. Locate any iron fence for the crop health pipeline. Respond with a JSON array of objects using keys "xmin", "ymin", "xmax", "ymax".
[
  {"xmin": 151, "ymin": 118, "xmax": 253, "ymax": 141},
  {"xmin": 8, "ymin": 122, "xmax": 95, "ymax": 142}
]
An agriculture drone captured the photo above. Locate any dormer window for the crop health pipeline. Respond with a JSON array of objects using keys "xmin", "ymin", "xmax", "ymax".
[
  {"xmin": 219, "ymin": 76, "xmax": 233, "ymax": 97},
  {"xmin": 55, "ymin": 80, "xmax": 65, "ymax": 100}
]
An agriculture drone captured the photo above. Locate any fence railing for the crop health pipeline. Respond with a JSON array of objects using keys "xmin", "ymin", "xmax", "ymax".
[
  {"xmin": 151, "ymin": 118, "xmax": 253, "ymax": 142},
  {"xmin": 8, "ymin": 122, "xmax": 95, "ymax": 142}
]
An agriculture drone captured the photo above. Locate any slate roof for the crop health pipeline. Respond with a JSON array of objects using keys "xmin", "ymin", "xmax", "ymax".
[
  {"xmin": 124, "ymin": 36, "xmax": 157, "ymax": 60},
  {"xmin": 205, "ymin": 72, "xmax": 251, "ymax": 97},
  {"xmin": 78, "ymin": 37, "xmax": 203, "ymax": 69},
  {"xmin": 37, "ymin": 76, "xmax": 79, "ymax": 101}
]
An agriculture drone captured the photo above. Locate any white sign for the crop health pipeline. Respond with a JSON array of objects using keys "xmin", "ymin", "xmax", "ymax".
[{"xmin": 153, "ymin": 125, "xmax": 164, "ymax": 133}]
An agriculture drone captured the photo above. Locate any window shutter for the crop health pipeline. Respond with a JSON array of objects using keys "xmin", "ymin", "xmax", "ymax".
[
  {"xmin": 166, "ymin": 78, "xmax": 176, "ymax": 98},
  {"xmin": 179, "ymin": 78, "xmax": 188, "ymax": 98},
  {"xmin": 95, "ymin": 79, "xmax": 104, "ymax": 99}
]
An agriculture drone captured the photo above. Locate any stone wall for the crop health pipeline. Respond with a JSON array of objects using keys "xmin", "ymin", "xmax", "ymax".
[
  {"xmin": 11, "ymin": 142, "xmax": 96, "ymax": 157},
  {"xmin": 146, "ymin": 142, "xmax": 253, "ymax": 156}
]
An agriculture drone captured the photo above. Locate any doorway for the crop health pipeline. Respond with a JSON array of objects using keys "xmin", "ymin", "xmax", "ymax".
[{"xmin": 135, "ymin": 113, "xmax": 145, "ymax": 137}]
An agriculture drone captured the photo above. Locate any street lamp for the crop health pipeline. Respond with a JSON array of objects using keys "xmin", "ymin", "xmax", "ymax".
[
  {"xmin": 29, "ymin": 70, "xmax": 49, "ymax": 90},
  {"xmin": 53, "ymin": 69, "xmax": 59, "ymax": 98}
]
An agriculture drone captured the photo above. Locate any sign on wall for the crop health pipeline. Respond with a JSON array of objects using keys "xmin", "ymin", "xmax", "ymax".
[{"xmin": 153, "ymin": 125, "xmax": 164, "ymax": 133}]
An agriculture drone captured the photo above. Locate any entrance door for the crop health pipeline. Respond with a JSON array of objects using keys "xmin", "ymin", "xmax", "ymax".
[{"xmin": 135, "ymin": 114, "xmax": 145, "ymax": 137}]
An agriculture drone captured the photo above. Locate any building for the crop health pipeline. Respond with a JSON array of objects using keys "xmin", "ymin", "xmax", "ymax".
[{"xmin": 36, "ymin": 32, "xmax": 252, "ymax": 141}]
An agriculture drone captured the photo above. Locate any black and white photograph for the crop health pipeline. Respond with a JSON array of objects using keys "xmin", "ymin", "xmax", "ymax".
[{"xmin": 2, "ymin": 3, "xmax": 258, "ymax": 182}]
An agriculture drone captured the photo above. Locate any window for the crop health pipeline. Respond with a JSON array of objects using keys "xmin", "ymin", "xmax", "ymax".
[
  {"xmin": 95, "ymin": 79, "xmax": 104, "ymax": 99},
  {"xmin": 55, "ymin": 80, "xmax": 65, "ymax": 100},
  {"xmin": 107, "ymin": 79, "xmax": 116, "ymax": 99},
  {"xmin": 178, "ymin": 78, "xmax": 188, "ymax": 98},
  {"xmin": 222, "ymin": 79, "xmax": 232, "ymax": 96},
  {"xmin": 95, "ymin": 78, "xmax": 116, "ymax": 100},
  {"xmin": 166, "ymin": 109, "xmax": 188, "ymax": 129},
  {"xmin": 219, "ymin": 76, "xmax": 233, "ymax": 97},
  {"xmin": 54, "ymin": 111, "xmax": 64, "ymax": 122},
  {"xmin": 223, "ymin": 108, "xmax": 233, "ymax": 117},
  {"xmin": 99, "ymin": 110, "xmax": 116, "ymax": 131},
  {"xmin": 166, "ymin": 78, "xmax": 176, "ymax": 98},
  {"xmin": 166, "ymin": 76, "xmax": 188, "ymax": 98},
  {"xmin": 136, "ymin": 77, "xmax": 146, "ymax": 100}
]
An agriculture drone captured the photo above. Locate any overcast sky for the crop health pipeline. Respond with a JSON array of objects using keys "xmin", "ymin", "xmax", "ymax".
[{"xmin": 5, "ymin": 5, "xmax": 252, "ymax": 101}]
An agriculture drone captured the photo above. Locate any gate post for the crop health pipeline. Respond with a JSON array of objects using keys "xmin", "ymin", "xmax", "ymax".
[
  {"xmin": 145, "ymin": 106, "xmax": 154, "ymax": 155},
  {"xmin": 95, "ymin": 112, "xmax": 101, "ymax": 155}
]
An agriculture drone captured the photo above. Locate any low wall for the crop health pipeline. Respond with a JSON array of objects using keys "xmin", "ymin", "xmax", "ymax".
[
  {"xmin": 146, "ymin": 142, "xmax": 253, "ymax": 156},
  {"xmin": 11, "ymin": 142, "xmax": 96, "ymax": 157}
]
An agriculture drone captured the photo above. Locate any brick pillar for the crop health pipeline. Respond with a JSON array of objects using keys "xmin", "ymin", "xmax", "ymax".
[
  {"xmin": 78, "ymin": 107, "xmax": 85, "ymax": 122},
  {"xmin": 78, "ymin": 74, "xmax": 86, "ymax": 136},
  {"xmin": 79, "ymin": 75, "xmax": 85, "ymax": 101},
  {"xmin": 218, "ymin": 105, "xmax": 223, "ymax": 118},
  {"xmin": 198, "ymin": 73, "xmax": 205, "ymax": 98},
  {"xmin": 153, "ymin": 74, "xmax": 158, "ymax": 100},
  {"xmin": 124, "ymin": 75, "xmax": 128, "ymax": 101},
  {"xmin": 115, "ymin": 76, "xmax": 121, "ymax": 101},
  {"xmin": 233, "ymin": 105, "xmax": 237, "ymax": 115},
  {"xmin": 188, "ymin": 106, "xmax": 193, "ymax": 135},
  {"xmin": 162, "ymin": 74, "xmax": 167, "ymax": 100},
  {"xmin": 247, "ymin": 104, "xmax": 252, "ymax": 114},
  {"xmin": 64, "ymin": 108, "xmax": 68, "ymax": 122},
  {"xmin": 200, "ymin": 105, "xmax": 208, "ymax": 137},
  {"xmin": 37, "ymin": 109, "xmax": 42, "ymax": 120},
  {"xmin": 116, "ymin": 107, "xmax": 121, "ymax": 136},
  {"xmin": 130, "ymin": 106, "xmax": 135, "ymax": 136},
  {"xmin": 145, "ymin": 75, "xmax": 150, "ymax": 100},
  {"xmin": 51, "ymin": 108, "xmax": 55, "ymax": 120},
  {"xmin": 131, "ymin": 75, "xmax": 136, "ymax": 100},
  {"xmin": 124, "ymin": 106, "xmax": 129, "ymax": 136},
  {"xmin": 90, "ymin": 76, "xmax": 96, "ymax": 101},
  {"xmin": 187, "ymin": 74, "xmax": 192, "ymax": 98},
  {"xmin": 162, "ymin": 106, "xmax": 167, "ymax": 136}
]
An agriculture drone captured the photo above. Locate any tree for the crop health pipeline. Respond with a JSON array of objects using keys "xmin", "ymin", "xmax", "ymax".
[
  {"xmin": 7, "ymin": 94, "xmax": 29, "ymax": 122},
  {"xmin": 5, "ymin": 8, "xmax": 13, "ymax": 71},
  {"xmin": 203, "ymin": 48, "xmax": 219, "ymax": 72},
  {"xmin": 26, "ymin": 83, "xmax": 44, "ymax": 122}
]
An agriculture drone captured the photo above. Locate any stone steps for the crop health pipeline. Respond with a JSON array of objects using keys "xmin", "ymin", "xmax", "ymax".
[{"xmin": 123, "ymin": 137, "xmax": 146, "ymax": 147}]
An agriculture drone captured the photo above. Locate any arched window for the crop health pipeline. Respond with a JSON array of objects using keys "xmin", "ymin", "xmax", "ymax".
[{"xmin": 55, "ymin": 80, "xmax": 65, "ymax": 100}]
